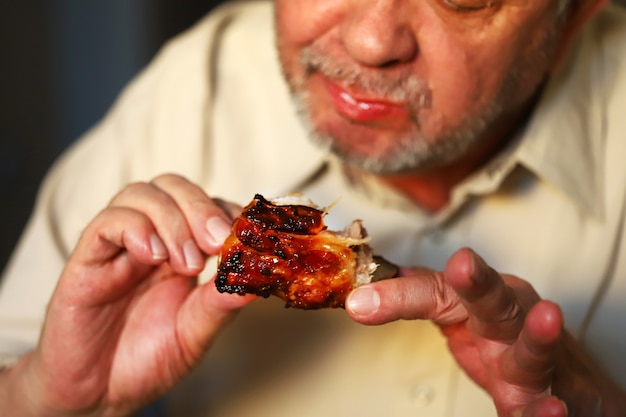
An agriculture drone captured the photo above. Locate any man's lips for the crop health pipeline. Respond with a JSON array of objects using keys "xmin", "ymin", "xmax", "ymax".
[{"xmin": 323, "ymin": 78, "xmax": 409, "ymax": 123}]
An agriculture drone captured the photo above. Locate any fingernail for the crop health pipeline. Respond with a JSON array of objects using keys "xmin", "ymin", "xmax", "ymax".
[
  {"xmin": 466, "ymin": 249, "xmax": 486, "ymax": 284},
  {"xmin": 346, "ymin": 286, "xmax": 380, "ymax": 316},
  {"xmin": 206, "ymin": 217, "xmax": 232, "ymax": 245},
  {"xmin": 183, "ymin": 240, "xmax": 204, "ymax": 270},
  {"xmin": 150, "ymin": 234, "xmax": 168, "ymax": 260}
]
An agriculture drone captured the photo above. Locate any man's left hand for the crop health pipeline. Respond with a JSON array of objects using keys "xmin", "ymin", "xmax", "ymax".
[{"xmin": 346, "ymin": 247, "xmax": 625, "ymax": 417}]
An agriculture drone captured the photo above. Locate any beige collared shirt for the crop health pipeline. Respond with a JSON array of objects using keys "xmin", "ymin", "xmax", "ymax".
[{"xmin": 1, "ymin": 1, "xmax": 625, "ymax": 416}]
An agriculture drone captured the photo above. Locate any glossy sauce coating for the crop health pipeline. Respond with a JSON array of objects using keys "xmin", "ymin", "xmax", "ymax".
[{"xmin": 216, "ymin": 195, "xmax": 358, "ymax": 309}]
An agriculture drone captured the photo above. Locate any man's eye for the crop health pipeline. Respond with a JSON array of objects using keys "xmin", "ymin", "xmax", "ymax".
[{"xmin": 442, "ymin": 0, "xmax": 492, "ymax": 12}]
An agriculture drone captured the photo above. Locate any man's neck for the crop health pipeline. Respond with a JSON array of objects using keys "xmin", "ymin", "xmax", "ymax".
[
  {"xmin": 381, "ymin": 169, "xmax": 465, "ymax": 213},
  {"xmin": 378, "ymin": 106, "xmax": 533, "ymax": 213}
]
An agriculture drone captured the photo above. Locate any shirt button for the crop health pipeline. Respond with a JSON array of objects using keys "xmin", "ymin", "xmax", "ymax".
[{"xmin": 409, "ymin": 383, "xmax": 435, "ymax": 408}]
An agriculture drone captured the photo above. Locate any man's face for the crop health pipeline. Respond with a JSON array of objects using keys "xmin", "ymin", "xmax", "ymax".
[{"xmin": 275, "ymin": 0, "xmax": 567, "ymax": 174}]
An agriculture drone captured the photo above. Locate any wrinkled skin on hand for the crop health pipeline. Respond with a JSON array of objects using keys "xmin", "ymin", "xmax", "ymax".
[
  {"xmin": 346, "ymin": 248, "xmax": 626, "ymax": 417},
  {"xmin": 0, "ymin": 174, "xmax": 255, "ymax": 417}
]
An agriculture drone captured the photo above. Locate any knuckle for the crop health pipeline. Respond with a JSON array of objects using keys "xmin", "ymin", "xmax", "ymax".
[
  {"xmin": 497, "ymin": 297, "xmax": 523, "ymax": 323},
  {"xmin": 120, "ymin": 180, "xmax": 150, "ymax": 195},
  {"xmin": 111, "ymin": 181, "xmax": 152, "ymax": 202},
  {"xmin": 431, "ymin": 275, "xmax": 462, "ymax": 321},
  {"xmin": 386, "ymin": 273, "xmax": 460, "ymax": 322},
  {"xmin": 151, "ymin": 172, "xmax": 185, "ymax": 186},
  {"xmin": 111, "ymin": 181, "xmax": 177, "ymax": 214}
]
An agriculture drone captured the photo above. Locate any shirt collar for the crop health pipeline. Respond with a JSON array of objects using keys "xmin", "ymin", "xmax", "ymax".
[
  {"xmin": 514, "ymin": 31, "xmax": 606, "ymax": 220},
  {"xmin": 448, "ymin": 28, "xmax": 606, "ymax": 222}
]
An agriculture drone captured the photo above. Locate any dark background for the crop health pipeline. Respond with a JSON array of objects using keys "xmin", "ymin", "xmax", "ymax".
[{"xmin": 0, "ymin": 0, "xmax": 227, "ymax": 274}]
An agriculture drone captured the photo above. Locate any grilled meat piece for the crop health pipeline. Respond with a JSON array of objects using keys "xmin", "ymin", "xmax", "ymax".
[{"xmin": 215, "ymin": 194, "xmax": 379, "ymax": 309}]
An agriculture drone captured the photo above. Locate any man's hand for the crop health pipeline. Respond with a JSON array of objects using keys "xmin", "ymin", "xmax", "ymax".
[
  {"xmin": 346, "ymin": 248, "xmax": 626, "ymax": 417},
  {"xmin": 1, "ymin": 174, "xmax": 253, "ymax": 417}
]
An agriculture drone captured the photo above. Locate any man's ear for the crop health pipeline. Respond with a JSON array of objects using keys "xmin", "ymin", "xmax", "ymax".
[{"xmin": 551, "ymin": 0, "xmax": 609, "ymax": 72}]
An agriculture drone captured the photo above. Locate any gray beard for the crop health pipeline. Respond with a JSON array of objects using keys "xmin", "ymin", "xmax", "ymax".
[{"xmin": 289, "ymin": 46, "xmax": 505, "ymax": 175}]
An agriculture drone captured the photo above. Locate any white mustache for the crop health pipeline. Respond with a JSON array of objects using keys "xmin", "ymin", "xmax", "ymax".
[{"xmin": 300, "ymin": 46, "xmax": 432, "ymax": 109}]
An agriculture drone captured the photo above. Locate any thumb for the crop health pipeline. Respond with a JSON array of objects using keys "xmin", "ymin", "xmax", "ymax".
[
  {"xmin": 175, "ymin": 277, "xmax": 256, "ymax": 362},
  {"xmin": 516, "ymin": 396, "xmax": 568, "ymax": 417},
  {"xmin": 345, "ymin": 267, "xmax": 465, "ymax": 325}
]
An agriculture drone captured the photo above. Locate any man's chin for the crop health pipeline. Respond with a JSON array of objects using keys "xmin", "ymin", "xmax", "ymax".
[
  {"xmin": 323, "ymin": 142, "xmax": 424, "ymax": 175},
  {"xmin": 296, "ymin": 100, "xmax": 452, "ymax": 174}
]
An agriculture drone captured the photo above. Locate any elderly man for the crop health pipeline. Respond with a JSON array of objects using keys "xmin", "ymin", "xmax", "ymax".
[{"xmin": 0, "ymin": 0, "xmax": 625, "ymax": 416}]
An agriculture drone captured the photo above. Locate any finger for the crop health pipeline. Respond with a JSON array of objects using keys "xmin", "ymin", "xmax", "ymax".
[
  {"xmin": 517, "ymin": 396, "xmax": 568, "ymax": 417},
  {"xmin": 345, "ymin": 267, "xmax": 465, "ymax": 325},
  {"xmin": 214, "ymin": 198, "xmax": 243, "ymax": 220},
  {"xmin": 176, "ymin": 277, "xmax": 257, "ymax": 364},
  {"xmin": 444, "ymin": 248, "xmax": 525, "ymax": 342},
  {"xmin": 109, "ymin": 180, "xmax": 205, "ymax": 274},
  {"xmin": 502, "ymin": 300, "xmax": 563, "ymax": 391},
  {"xmin": 150, "ymin": 174, "xmax": 237, "ymax": 254},
  {"xmin": 62, "ymin": 207, "xmax": 169, "ymax": 305}
]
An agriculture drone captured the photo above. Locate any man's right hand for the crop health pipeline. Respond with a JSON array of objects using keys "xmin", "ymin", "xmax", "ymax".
[{"xmin": 0, "ymin": 174, "xmax": 254, "ymax": 417}]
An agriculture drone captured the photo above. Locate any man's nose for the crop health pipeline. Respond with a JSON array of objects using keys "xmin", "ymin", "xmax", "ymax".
[{"xmin": 340, "ymin": 0, "xmax": 418, "ymax": 67}]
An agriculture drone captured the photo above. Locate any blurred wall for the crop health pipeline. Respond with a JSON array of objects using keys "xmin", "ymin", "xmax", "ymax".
[{"xmin": 0, "ymin": 0, "xmax": 226, "ymax": 274}]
